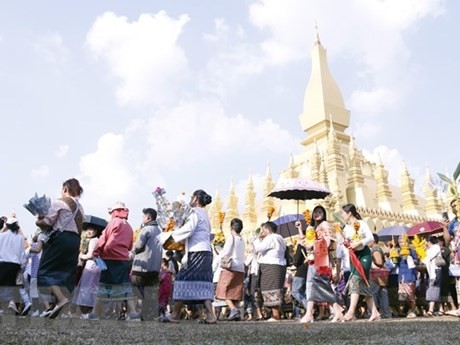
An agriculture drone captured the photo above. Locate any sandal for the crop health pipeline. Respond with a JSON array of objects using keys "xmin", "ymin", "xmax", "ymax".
[
  {"xmin": 426, "ymin": 311, "xmax": 434, "ymax": 317},
  {"xmin": 198, "ymin": 318, "xmax": 217, "ymax": 324}
]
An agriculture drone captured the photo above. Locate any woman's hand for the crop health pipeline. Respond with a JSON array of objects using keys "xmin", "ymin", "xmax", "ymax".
[
  {"xmin": 350, "ymin": 240, "xmax": 362, "ymax": 250},
  {"xmin": 259, "ymin": 227, "xmax": 267, "ymax": 239},
  {"xmin": 295, "ymin": 220, "xmax": 302, "ymax": 230}
]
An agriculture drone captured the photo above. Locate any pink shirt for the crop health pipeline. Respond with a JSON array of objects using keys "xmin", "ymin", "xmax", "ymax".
[{"xmin": 93, "ymin": 217, "xmax": 133, "ymax": 261}]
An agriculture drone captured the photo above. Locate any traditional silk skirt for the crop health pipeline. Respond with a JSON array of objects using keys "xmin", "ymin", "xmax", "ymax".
[
  {"xmin": 173, "ymin": 251, "xmax": 214, "ymax": 304},
  {"xmin": 97, "ymin": 259, "xmax": 133, "ymax": 302},
  {"xmin": 308, "ymin": 265, "xmax": 336, "ymax": 303},
  {"xmin": 426, "ymin": 269, "xmax": 442, "ymax": 302},
  {"xmin": 346, "ymin": 246, "xmax": 373, "ymax": 297},
  {"xmin": 72, "ymin": 260, "xmax": 101, "ymax": 307},
  {"xmin": 37, "ymin": 231, "xmax": 80, "ymax": 293},
  {"xmin": 259, "ymin": 263, "xmax": 286, "ymax": 307},
  {"xmin": 215, "ymin": 269, "xmax": 245, "ymax": 301}
]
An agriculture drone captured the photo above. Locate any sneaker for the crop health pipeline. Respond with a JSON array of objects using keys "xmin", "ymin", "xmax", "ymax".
[
  {"xmin": 49, "ymin": 299, "xmax": 69, "ymax": 319},
  {"xmin": 8, "ymin": 301, "xmax": 19, "ymax": 314},
  {"xmin": 21, "ymin": 302, "xmax": 32, "ymax": 317},
  {"xmin": 40, "ymin": 307, "xmax": 54, "ymax": 318},
  {"xmin": 81, "ymin": 312, "xmax": 99, "ymax": 320},
  {"xmin": 406, "ymin": 312, "xmax": 417, "ymax": 319},
  {"xmin": 30, "ymin": 310, "xmax": 40, "ymax": 317},
  {"xmin": 227, "ymin": 309, "xmax": 241, "ymax": 321},
  {"xmin": 126, "ymin": 312, "xmax": 141, "ymax": 321}
]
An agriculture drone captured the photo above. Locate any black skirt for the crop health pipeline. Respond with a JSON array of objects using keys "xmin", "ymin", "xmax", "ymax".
[{"xmin": 37, "ymin": 231, "xmax": 80, "ymax": 293}]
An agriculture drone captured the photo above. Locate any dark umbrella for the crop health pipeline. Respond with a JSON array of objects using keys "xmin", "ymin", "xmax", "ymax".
[
  {"xmin": 273, "ymin": 214, "xmax": 307, "ymax": 239},
  {"xmin": 406, "ymin": 221, "xmax": 444, "ymax": 237},
  {"xmin": 82, "ymin": 215, "xmax": 108, "ymax": 233},
  {"xmin": 377, "ymin": 225, "xmax": 409, "ymax": 242},
  {"xmin": 268, "ymin": 178, "xmax": 331, "ymax": 215}
]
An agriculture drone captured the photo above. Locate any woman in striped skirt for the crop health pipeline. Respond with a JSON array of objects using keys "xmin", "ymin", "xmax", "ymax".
[{"xmin": 253, "ymin": 221, "xmax": 286, "ymax": 322}]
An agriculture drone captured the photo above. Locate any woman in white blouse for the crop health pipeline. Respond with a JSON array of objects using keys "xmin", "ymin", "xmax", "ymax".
[
  {"xmin": 340, "ymin": 203, "xmax": 380, "ymax": 322},
  {"xmin": 423, "ymin": 236, "xmax": 442, "ymax": 315},
  {"xmin": 215, "ymin": 218, "xmax": 246, "ymax": 321},
  {"xmin": 165, "ymin": 189, "xmax": 217, "ymax": 324},
  {"xmin": 0, "ymin": 217, "xmax": 25, "ymax": 311},
  {"xmin": 253, "ymin": 221, "xmax": 286, "ymax": 322}
]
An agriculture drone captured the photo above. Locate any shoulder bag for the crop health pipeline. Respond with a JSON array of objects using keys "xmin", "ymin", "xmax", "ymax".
[
  {"xmin": 220, "ymin": 235, "xmax": 235, "ymax": 270},
  {"xmin": 434, "ymin": 254, "xmax": 446, "ymax": 267}
]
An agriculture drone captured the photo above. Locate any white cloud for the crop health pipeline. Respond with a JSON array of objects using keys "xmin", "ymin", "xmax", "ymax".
[
  {"xmin": 85, "ymin": 11, "xmax": 190, "ymax": 107},
  {"xmin": 55, "ymin": 145, "xmax": 69, "ymax": 158},
  {"xmin": 31, "ymin": 165, "xmax": 50, "ymax": 179},
  {"xmin": 78, "ymin": 133, "xmax": 142, "ymax": 214},
  {"xmin": 362, "ymin": 145, "xmax": 424, "ymax": 191},
  {"xmin": 248, "ymin": 0, "xmax": 445, "ymax": 118},
  {"xmin": 144, "ymin": 100, "xmax": 299, "ymax": 169},
  {"xmin": 33, "ymin": 32, "xmax": 68, "ymax": 64},
  {"xmin": 76, "ymin": 99, "xmax": 298, "ymax": 217}
]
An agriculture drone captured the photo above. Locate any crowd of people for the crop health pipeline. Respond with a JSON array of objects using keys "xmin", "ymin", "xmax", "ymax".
[{"xmin": 0, "ymin": 177, "xmax": 459, "ymax": 325}]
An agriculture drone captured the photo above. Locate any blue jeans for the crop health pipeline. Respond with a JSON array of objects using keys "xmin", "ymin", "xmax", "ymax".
[
  {"xmin": 371, "ymin": 281, "xmax": 391, "ymax": 318},
  {"xmin": 291, "ymin": 276, "xmax": 308, "ymax": 311}
]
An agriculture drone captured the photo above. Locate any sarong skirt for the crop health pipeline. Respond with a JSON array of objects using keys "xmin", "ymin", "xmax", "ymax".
[{"xmin": 173, "ymin": 251, "xmax": 214, "ymax": 304}]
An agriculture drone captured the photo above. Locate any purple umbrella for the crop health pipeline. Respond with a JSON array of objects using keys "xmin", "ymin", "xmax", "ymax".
[{"xmin": 273, "ymin": 214, "xmax": 307, "ymax": 239}]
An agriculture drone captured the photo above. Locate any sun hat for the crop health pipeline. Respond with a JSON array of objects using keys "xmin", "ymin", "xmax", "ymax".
[
  {"xmin": 6, "ymin": 217, "xmax": 18, "ymax": 225},
  {"xmin": 108, "ymin": 201, "xmax": 127, "ymax": 213}
]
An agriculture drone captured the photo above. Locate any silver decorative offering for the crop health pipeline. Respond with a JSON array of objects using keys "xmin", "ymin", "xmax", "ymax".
[{"xmin": 23, "ymin": 193, "xmax": 51, "ymax": 216}]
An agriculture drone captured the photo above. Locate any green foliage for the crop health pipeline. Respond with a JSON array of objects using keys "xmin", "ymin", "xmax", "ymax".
[
  {"xmin": 437, "ymin": 161, "xmax": 460, "ymax": 199},
  {"xmin": 454, "ymin": 161, "xmax": 460, "ymax": 181}
]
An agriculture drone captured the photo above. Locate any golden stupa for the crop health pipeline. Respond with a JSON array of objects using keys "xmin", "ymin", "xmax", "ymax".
[{"xmin": 208, "ymin": 29, "xmax": 444, "ymax": 244}]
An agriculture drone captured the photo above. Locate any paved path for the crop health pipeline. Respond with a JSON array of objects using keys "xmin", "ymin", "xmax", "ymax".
[{"xmin": 1, "ymin": 316, "xmax": 460, "ymax": 345}]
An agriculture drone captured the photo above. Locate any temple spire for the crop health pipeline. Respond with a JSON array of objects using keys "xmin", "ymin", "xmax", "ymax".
[
  {"xmin": 243, "ymin": 173, "xmax": 258, "ymax": 227},
  {"xmin": 314, "ymin": 23, "xmax": 321, "ymax": 45},
  {"xmin": 400, "ymin": 162, "xmax": 419, "ymax": 215},
  {"xmin": 299, "ymin": 34, "xmax": 350, "ymax": 147},
  {"xmin": 209, "ymin": 187, "xmax": 223, "ymax": 231},
  {"xmin": 225, "ymin": 178, "xmax": 239, "ymax": 227},
  {"xmin": 423, "ymin": 165, "xmax": 442, "ymax": 218},
  {"xmin": 374, "ymin": 159, "xmax": 393, "ymax": 211}
]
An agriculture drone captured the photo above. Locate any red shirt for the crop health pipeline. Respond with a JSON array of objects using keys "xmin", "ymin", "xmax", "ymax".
[{"xmin": 93, "ymin": 216, "xmax": 133, "ymax": 260}]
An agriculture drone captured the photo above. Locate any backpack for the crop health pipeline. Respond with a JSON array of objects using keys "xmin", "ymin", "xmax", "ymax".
[{"xmin": 285, "ymin": 244, "xmax": 295, "ymax": 266}]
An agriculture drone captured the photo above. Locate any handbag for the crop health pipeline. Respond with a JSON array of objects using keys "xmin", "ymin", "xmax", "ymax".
[
  {"xmin": 220, "ymin": 235, "xmax": 235, "ymax": 270},
  {"xmin": 434, "ymin": 255, "xmax": 446, "ymax": 267},
  {"xmin": 449, "ymin": 264, "xmax": 460, "ymax": 276}
]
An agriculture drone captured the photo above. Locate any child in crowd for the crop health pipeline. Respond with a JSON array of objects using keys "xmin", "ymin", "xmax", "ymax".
[{"xmin": 158, "ymin": 258, "xmax": 173, "ymax": 318}]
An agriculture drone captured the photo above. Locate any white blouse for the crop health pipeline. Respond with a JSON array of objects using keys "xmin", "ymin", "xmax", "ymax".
[
  {"xmin": 343, "ymin": 219, "xmax": 374, "ymax": 247},
  {"xmin": 253, "ymin": 233, "xmax": 286, "ymax": 266},
  {"xmin": 172, "ymin": 207, "xmax": 212, "ymax": 253},
  {"xmin": 219, "ymin": 235, "xmax": 245, "ymax": 272}
]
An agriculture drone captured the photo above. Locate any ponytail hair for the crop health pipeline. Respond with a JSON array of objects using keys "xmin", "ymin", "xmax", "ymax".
[
  {"xmin": 63, "ymin": 178, "xmax": 83, "ymax": 197},
  {"xmin": 193, "ymin": 189, "xmax": 212, "ymax": 206},
  {"xmin": 342, "ymin": 203, "xmax": 362, "ymax": 220}
]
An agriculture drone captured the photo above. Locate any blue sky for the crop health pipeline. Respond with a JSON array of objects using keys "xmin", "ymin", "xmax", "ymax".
[{"xmin": 0, "ymin": 0, "xmax": 458, "ymax": 237}]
